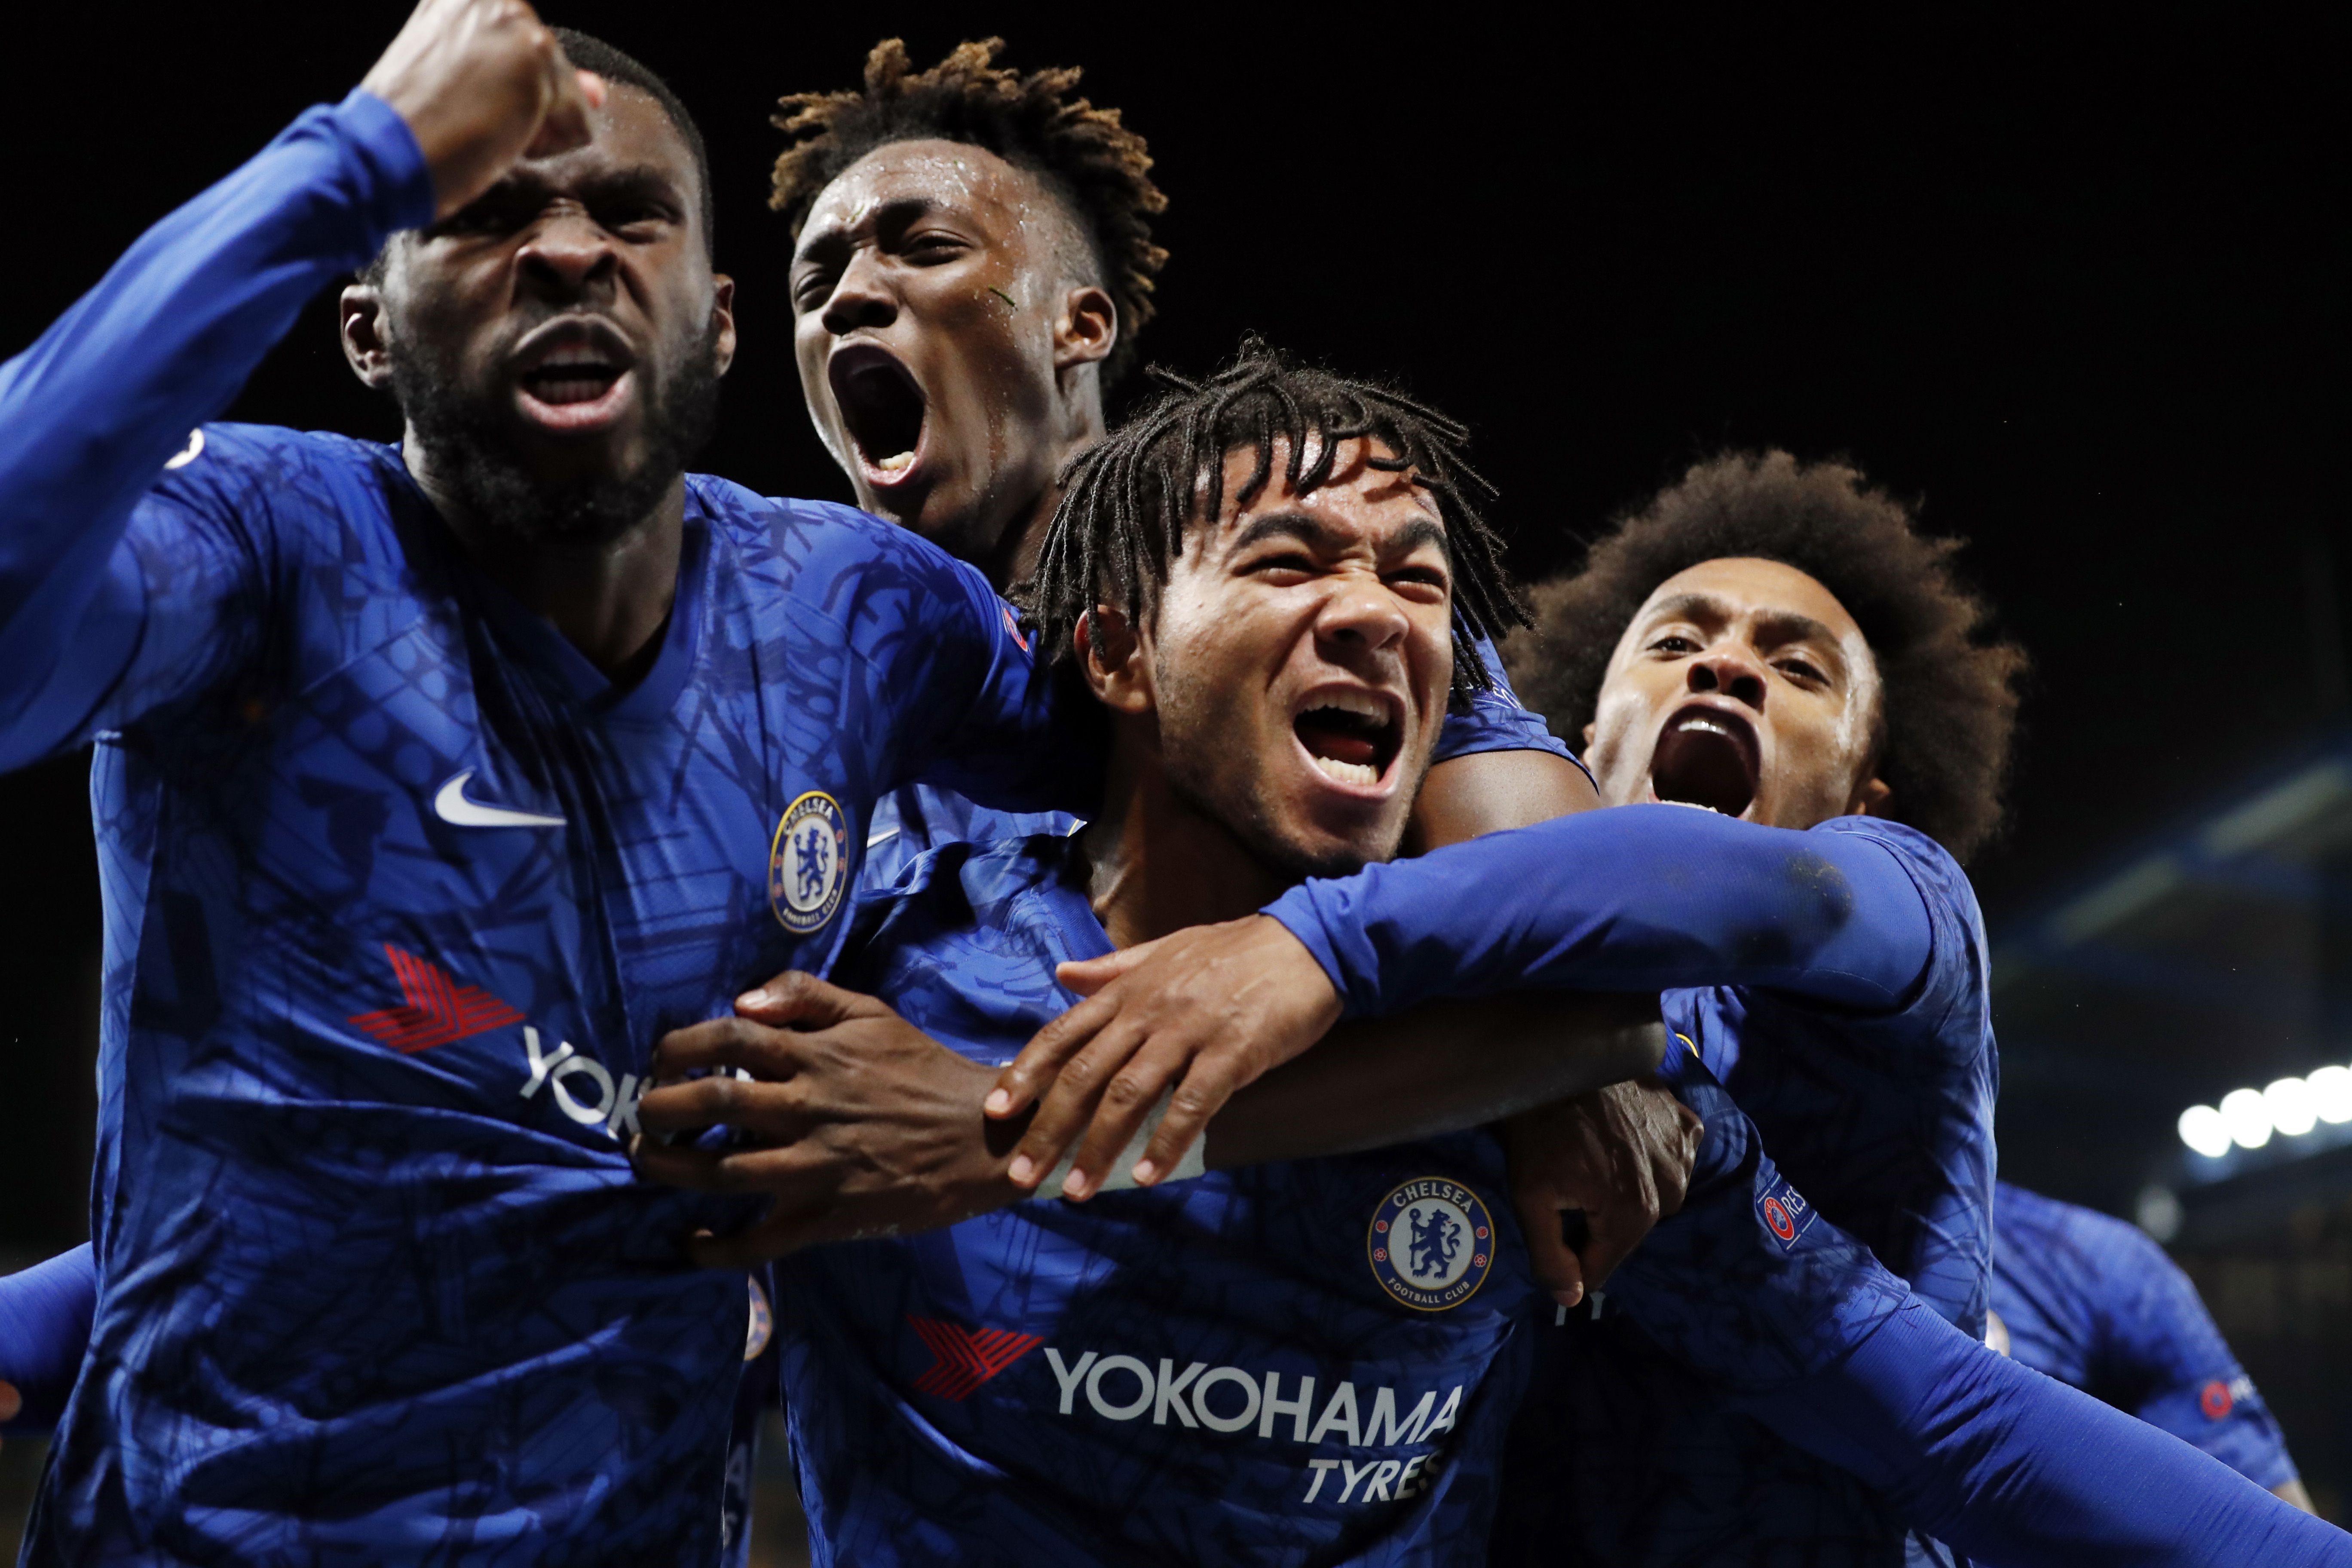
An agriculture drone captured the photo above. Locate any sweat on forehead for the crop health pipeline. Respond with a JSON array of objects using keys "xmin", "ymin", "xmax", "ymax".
[{"xmin": 801, "ymin": 138, "xmax": 1103, "ymax": 284}]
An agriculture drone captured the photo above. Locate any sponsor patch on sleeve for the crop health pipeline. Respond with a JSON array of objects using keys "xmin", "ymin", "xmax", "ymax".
[{"xmin": 1756, "ymin": 1172, "xmax": 1818, "ymax": 1252}]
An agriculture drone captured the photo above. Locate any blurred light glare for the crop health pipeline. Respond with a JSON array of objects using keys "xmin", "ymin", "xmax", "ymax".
[
  {"xmin": 2135, "ymin": 1184, "xmax": 2183, "ymax": 1242},
  {"xmin": 2310, "ymin": 1064, "xmax": 2352, "ymax": 1124},
  {"xmin": 2178, "ymin": 1104, "xmax": 2234, "ymax": 1159},
  {"xmin": 2265, "ymin": 1076, "xmax": 2318, "ymax": 1137},
  {"xmin": 2219, "ymin": 1087, "xmax": 2273, "ymax": 1149}
]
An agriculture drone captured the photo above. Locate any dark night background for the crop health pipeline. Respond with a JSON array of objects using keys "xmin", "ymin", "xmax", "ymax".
[{"xmin": 2, "ymin": 1, "xmax": 2345, "ymax": 1537}]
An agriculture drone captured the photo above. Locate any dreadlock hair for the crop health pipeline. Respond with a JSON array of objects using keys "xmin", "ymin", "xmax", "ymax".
[
  {"xmin": 769, "ymin": 39, "xmax": 1167, "ymax": 383},
  {"xmin": 1508, "ymin": 450, "xmax": 2027, "ymax": 862},
  {"xmin": 1028, "ymin": 337, "xmax": 1527, "ymax": 710},
  {"xmin": 361, "ymin": 29, "xmax": 714, "ymax": 285}
]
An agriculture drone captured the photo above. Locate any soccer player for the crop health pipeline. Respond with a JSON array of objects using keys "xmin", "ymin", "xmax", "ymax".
[
  {"xmin": 0, "ymin": 0, "xmax": 1126, "ymax": 1554},
  {"xmin": 983, "ymin": 453, "xmax": 2027, "ymax": 1556},
  {"xmin": 767, "ymin": 38, "xmax": 1596, "ymax": 897},
  {"xmin": 1991, "ymin": 1180, "xmax": 2314, "ymax": 1512},
  {"xmin": 632, "ymin": 347, "xmax": 2349, "ymax": 1565}
]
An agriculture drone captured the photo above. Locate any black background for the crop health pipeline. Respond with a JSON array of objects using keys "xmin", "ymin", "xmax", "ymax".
[{"xmin": 0, "ymin": 5, "xmax": 2342, "ymax": 1256}]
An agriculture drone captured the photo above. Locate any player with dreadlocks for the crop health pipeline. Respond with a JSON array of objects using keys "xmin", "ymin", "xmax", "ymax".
[{"xmin": 637, "ymin": 352, "xmax": 2347, "ymax": 1565}]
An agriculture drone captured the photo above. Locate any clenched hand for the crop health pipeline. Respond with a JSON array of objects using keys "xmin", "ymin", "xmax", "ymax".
[
  {"xmin": 1504, "ymin": 1079, "xmax": 1703, "ymax": 1308},
  {"xmin": 361, "ymin": 0, "xmax": 606, "ymax": 220}
]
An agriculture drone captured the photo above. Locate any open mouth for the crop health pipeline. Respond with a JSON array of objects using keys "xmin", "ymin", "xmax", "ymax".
[
  {"xmin": 829, "ymin": 347, "xmax": 927, "ymax": 483},
  {"xmin": 1650, "ymin": 704, "xmax": 1761, "ymax": 817},
  {"xmin": 511, "ymin": 318, "xmax": 636, "ymax": 431},
  {"xmin": 1293, "ymin": 688, "xmax": 1404, "ymax": 791}
]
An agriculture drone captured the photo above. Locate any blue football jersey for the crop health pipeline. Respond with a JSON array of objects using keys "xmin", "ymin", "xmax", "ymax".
[
  {"xmin": 1991, "ymin": 1182, "xmax": 2296, "ymax": 1491},
  {"xmin": 785, "ymin": 835, "xmax": 1546, "ymax": 1566},
  {"xmin": 0, "ymin": 91, "xmax": 1090, "ymax": 1563}
]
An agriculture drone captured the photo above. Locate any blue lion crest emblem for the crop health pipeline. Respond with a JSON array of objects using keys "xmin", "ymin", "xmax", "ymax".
[
  {"xmin": 1369, "ymin": 1177, "xmax": 1495, "ymax": 1313},
  {"xmin": 769, "ymin": 790, "xmax": 849, "ymax": 934}
]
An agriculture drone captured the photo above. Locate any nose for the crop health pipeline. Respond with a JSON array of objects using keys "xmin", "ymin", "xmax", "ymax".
[
  {"xmin": 820, "ymin": 250, "xmax": 898, "ymax": 336},
  {"xmin": 1313, "ymin": 573, "xmax": 1412, "ymax": 665},
  {"xmin": 516, "ymin": 210, "xmax": 618, "ymax": 302},
  {"xmin": 1687, "ymin": 649, "xmax": 1767, "ymax": 710}
]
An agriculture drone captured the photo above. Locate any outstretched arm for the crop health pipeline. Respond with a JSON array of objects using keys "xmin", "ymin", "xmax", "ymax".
[
  {"xmin": 1764, "ymin": 1302, "xmax": 2348, "ymax": 1566},
  {"xmin": 0, "ymin": 0, "xmax": 596, "ymax": 767},
  {"xmin": 0, "ymin": 1244, "xmax": 98, "ymax": 1438}
]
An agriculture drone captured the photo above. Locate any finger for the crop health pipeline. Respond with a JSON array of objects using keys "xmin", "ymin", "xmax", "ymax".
[
  {"xmin": 988, "ymin": 989, "xmax": 1119, "ymax": 1118},
  {"xmin": 649, "ymin": 1014, "xmax": 800, "ymax": 1081},
  {"xmin": 1057, "ymin": 1040, "xmax": 1200, "ymax": 1199},
  {"xmin": 576, "ymin": 68, "xmax": 607, "ymax": 109},
  {"xmin": 635, "ymin": 1075, "xmax": 808, "ymax": 1139},
  {"xmin": 1053, "ymin": 935, "xmax": 1167, "ymax": 998},
  {"xmin": 631, "ymin": 1137, "xmax": 840, "ymax": 1198},
  {"xmin": 1005, "ymin": 1014, "xmax": 1148, "ymax": 1187},
  {"xmin": 1574, "ymin": 1195, "xmax": 1660, "ymax": 1290},
  {"xmin": 1511, "ymin": 1187, "xmax": 1586, "ymax": 1308},
  {"xmin": 1129, "ymin": 1061, "xmax": 1239, "ymax": 1187},
  {"xmin": 526, "ymin": 34, "xmax": 597, "ymax": 159},
  {"xmin": 731, "ymin": 971, "xmax": 866, "ymax": 1029}
]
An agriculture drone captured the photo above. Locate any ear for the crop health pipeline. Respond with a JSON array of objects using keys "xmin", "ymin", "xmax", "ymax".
[
  {"xmin": 1582, "ymin": 721, "xmax": 1596, "ymax": 752},
  {"xmin": 1074, "ymin": 603, "xmax": 1152, "ymax": 716},
  {"xmin": 1849, "ymin": 775, "xmax": 1892, "ymax": 819},
  {"xmin": 340, "ymin": 281, "xmax": 395, "ymax": 391},
  {"xmin": 1052, "ymin": 284, "xmax": 1118, "ymax": 374},
  {"xmin": 710, "ymin": 273, "xmax": 739, "ymax": 377}
]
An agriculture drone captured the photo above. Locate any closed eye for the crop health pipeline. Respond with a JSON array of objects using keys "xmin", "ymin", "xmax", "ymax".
[
  {"xmin": 1776, "ymin": 656, "xmax": 1827, "ymax": 683},
  {"xmin": 1648, "ymin": 634, "xmax": 1700, "ymax": 655}
]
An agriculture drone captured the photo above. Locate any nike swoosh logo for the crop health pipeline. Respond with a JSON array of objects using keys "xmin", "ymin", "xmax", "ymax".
[
  {"xmin": 432, "ymin": 771, "xmax": 567, "ymax": 830},
  {"xmin": 866, "ymin": 827, "xmax": 900, "ymax": 849}
]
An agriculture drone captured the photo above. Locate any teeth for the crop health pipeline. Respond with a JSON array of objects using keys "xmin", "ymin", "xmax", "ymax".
[
  {"xmin": 1676, "ymin": 717, "xmax": 1729, "ymax": 737},
  {"xmin": 1308, "ymin": 690, "xmax": 1387, "ymax": 722},
  {"xmin": 875, "ymin": 451, "xmax": 915, "ymax": 473},
  {"xmin": 1311, "ymin": 756, "xmax": 1379, "ymax": 787}
]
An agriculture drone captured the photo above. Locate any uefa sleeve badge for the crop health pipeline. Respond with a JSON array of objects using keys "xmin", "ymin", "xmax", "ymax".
[
  {"xmin": 1368, "ymin": 1177, "xmax": 1496, "ymax": 1312},
  {"xmin": 769, "ymin": 790, "xmax": 849, "ymax": 934}
]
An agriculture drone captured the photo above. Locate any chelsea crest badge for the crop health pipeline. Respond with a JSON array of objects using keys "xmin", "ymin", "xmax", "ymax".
[
  {"xmin": 769, "ymin": 790, "xmax": 849, "ymax": 934},
  {"xmin": 1368, "ymin": 1176, "xmax": 1496, "ymax": 1312}
]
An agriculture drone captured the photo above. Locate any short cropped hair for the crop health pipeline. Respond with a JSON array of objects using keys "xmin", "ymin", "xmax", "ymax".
[
  {"xmin": 769, "ymin": 39, "xmax": 1167, "ymax": 383},
  {"xmin": 1509, "ymin": 450, "xmax": 2026, "ymax": 861},
  {"xmin": 1029, "ymin": 337, "xmax": 1526, "ymax": 707}
]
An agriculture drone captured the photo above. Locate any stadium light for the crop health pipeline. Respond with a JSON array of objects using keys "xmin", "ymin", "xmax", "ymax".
[
  {"xmin": 2218, "ymin": 1087, "xmax": 2272, "ymax": 1149},
  {"xmin": 2310, "ymin": 1064, "xmax": 2352, "ymax": 1125},
  {"xmin": 2265, "ymin": 1076, "xmax": 2318, "ymax": 1137},
  {"xmin": 2178, "ymin": 1104, "xmax": 2233, "ymax": 1159}
]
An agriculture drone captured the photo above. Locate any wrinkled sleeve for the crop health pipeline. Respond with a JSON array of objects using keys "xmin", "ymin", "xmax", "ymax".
[
  {"xmin": 1265, "ymin": 805, "xmax": 1934, "ymax": 1018},
  {"xmin": 1758, "ymin": 1302, "xmax": 2349, "ymax": 1566},
  {"xmin": 0, "ymin": 89, "xmax": 432, "ymax": 767},
  {"xmin": 0, "ymin": 1244, "xmax": 98, "ymax": 1435}
]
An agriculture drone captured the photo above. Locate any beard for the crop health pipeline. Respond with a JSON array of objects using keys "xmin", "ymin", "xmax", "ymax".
[{"xmin": 389, "ymin": 315, "xmax": 723, "ymax": 550}]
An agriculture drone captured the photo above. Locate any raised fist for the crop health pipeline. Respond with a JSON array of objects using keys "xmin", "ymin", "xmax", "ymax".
[{"xmin": 360, "ymin": 0, "xmax": 606, "ymax": 220}]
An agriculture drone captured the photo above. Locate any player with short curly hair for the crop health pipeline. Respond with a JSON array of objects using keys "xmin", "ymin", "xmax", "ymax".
[{"xmin": 1508, "ymin": 448, "xmax": 2025, "ymax": 862}]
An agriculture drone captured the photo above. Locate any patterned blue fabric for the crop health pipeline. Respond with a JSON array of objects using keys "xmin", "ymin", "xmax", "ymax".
[
  {"xmin": 0, "ymin": 93, "xmax": 1088, "ymax": 1565},
  {"xmin": 858, "ymin": 637, "xmax": 1583, "ymax": 893},
  {"xmin": 1991, "ymin": 1182, "xmax": 2297, "ymax": 1491},
  {"xmin": 774, "ymin": 835, "xmax": 1926, "ymax": 1566},
  {"xmin": 791, "ymin": 834, "xmax": 1540, "ymax": 1565},
  {"xmin": 1262, "ymin": 809, "xmax": 1996, "ymax": 1562}
]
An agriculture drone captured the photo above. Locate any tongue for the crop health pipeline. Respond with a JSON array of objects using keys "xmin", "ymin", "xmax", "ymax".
[{"xmin": 1297, "ymin": 717, "xmax": 1378, "ymax": 768}]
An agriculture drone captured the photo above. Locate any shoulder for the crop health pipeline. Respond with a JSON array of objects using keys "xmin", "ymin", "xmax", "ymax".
[
  {"xmin": 1813, "ymin": 816, "xmax": 1987, "ymax": 955},
  {"xmin": 148, "ymin": 424, "xmax": 390, "ymax": 515},
  {"xmin": 690, "ymin": 480, "xmax": 979, "ymax": 595}
]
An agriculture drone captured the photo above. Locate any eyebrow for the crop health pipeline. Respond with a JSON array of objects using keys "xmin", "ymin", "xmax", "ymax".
[
  {"xmin": 1646, "ymin": 593, "xmax": 1847, "ymax": 666},
  {"xmin": 1228, "ymin": 509, "xmax": 1451, "ymax": 562},
  {"xmin": 795, "ymin": 196, "xmax": 943, "ymax": 261},
  {"xmin": 437, "ymin": 163, "xmax": 687, "ymax": 227}
]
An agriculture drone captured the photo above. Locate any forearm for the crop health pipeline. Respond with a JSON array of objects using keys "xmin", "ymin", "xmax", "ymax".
[
  {"xmin": 1266, "ymin": 806, "xmax": 1933, "ymax": 1017},
  {"xmin": 0, "ymin": 89, "xmax": 430, "ymax": 744},
  {"xmin": 1756, "ymin": 1301, "xmax": 2351, "ymax": 1567},
  {"xmin": 0, "ymin": 1244, "xmax": 98, "ymax": 1434},
  {"xmin": 1205, "ymin": 991, "xmax": 1663, "ymax": 1168}
]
